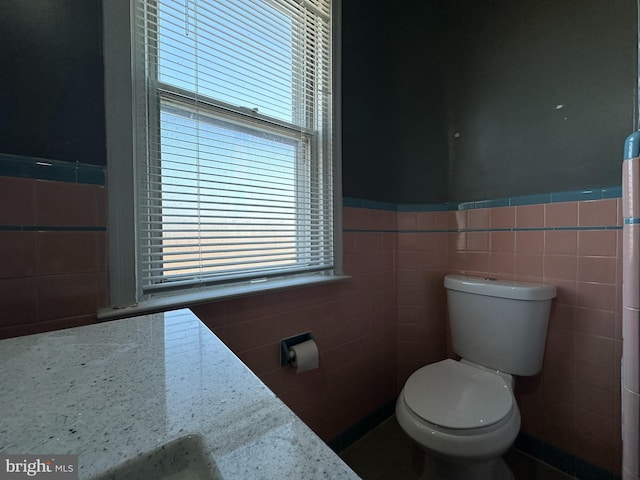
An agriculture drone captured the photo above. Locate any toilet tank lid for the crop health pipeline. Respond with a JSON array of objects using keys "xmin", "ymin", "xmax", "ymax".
[{"xmin": 444, "ymin": 275, "xmax": 556, "ymax": 301}]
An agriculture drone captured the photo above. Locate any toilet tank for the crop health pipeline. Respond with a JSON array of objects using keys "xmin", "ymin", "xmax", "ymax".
[{"xmin": 444, "ymin": 275, "xmax": 556, "ymax": 376}]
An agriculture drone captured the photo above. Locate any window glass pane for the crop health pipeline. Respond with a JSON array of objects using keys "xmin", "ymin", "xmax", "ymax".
[
  {"xmin": 157, "ymin": 0, "xmax": 295, "ymax": 123},
  {"xmin": 142, "ymin": 101, "xmax": 312, "ymax": 284}
]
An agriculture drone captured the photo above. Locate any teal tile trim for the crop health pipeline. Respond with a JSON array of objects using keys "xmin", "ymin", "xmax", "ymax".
[
  {"xmin": 625, "ymin": 218, "xmax": 640, "ymax": 224},
  {"xmin": 0, "ymin": 225, "xmax": 106, "ymax": 232},
  {"xmin": 342, "ymin": 197, "xmax": 396, "ymax": 211},
  {"xmin": 397, "ymin": 203, "xmax": 449, "ymax": 212},
  {"xmin": 510, "ymin": 193, "xmax": 552, "ymax": 206},
  {"xmin": 344, "ymin": 186, "xmax": 621, "ymax": 214},
  {"xmin": 515, "ymin": 432, "xmax": 620, "ymax": 480},
  {"xmin": 328, "ymin": 401, "xmax": 396, "ymax": 453},
  {"xmin": 0, "ymin": 153, "xmax": 105, "ymax": 185}
]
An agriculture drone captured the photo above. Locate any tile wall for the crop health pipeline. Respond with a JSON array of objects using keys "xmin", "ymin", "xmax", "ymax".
[
  {"xmin": 394, "ymin": 193, "xmax": 622, "ymax": 476},
  {"xmin": 192, "ymin": 205, "xmax": 398, "ymax": 442},
  {"xmin": 0, "ymin": 165, "xmax": 623, "ymax": 476},
  {"xmin": 0, "ymin": 175, "xmax": 108, "ymax": 339}
]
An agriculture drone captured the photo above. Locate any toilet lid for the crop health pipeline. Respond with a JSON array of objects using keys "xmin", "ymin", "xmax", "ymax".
[{"xmin": 403, "ymin": 359, "xmax": 513, "ymax": 430}]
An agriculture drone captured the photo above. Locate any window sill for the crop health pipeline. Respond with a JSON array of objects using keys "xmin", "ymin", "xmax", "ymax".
[{"xmin": 97, "ymin": 273, "xmax": 351, "ymax": 321}]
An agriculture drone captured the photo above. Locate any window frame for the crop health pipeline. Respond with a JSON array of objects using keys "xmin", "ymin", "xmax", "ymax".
[{"xmin": 101, "ymin": 0, "xmax": 344, "ymax": 319}]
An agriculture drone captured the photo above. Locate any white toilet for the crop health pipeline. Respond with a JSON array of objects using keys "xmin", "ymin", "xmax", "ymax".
[{"xmin": 396, "ymin": 274, "xmax": 556, "ymax": 480}]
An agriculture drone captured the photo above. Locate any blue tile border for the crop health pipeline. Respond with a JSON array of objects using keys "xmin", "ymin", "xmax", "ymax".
[
  {"xmin": 328, "ymin": 400, "xmax": 396, "ymax": 453},
  {"xmin": 342, "ymin": 197, "xmax": 397, "ymax": 211},
  {"xmin": 0, "ymin": 153, "xmax": 105, "ymax": 186},
  {"xmin": 344, "ymin": 186, "xmax": 622, "ymax": 214},
  {"xmin": 331, "ymin": 411, "xmax": 620, "ymax": 480},
  {"xmin": 515, "ymin": 432, "xmax": 619, "ymax": 480},
  {"xmin": 0, "ymin": 225, "xmax": 106, "ymax": 232}
]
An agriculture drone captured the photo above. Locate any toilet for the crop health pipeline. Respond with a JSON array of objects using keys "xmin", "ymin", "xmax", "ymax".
[{"xmin": 396, "ymin": 274, "xmax": 556, "ymax": 480}]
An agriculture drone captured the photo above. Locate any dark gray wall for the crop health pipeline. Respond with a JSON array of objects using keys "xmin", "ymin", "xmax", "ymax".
[
  {"xmin": 446, "ymin": 0, "xmax": 636, "ymax": 202},
  {"xmin": 1, "ymin": 1, "xmax": 636, "ymax": 202},
  {"xmin": 341, "ymin": 0, "xmax": 451, "ymax": 203},
  {"xmin": 0, "ymin": 0, "xmax": 105, "ymax": 165}
]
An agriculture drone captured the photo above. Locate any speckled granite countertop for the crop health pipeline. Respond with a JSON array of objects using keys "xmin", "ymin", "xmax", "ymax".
[{"xmin": 0, "ymin": 309, "xmax": 360, "ymax": 479}]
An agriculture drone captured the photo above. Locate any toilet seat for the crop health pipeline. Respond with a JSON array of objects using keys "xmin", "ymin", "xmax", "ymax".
[{"xmin": 403, "ymin": 359, "xmax": 513, "ymax": 432}]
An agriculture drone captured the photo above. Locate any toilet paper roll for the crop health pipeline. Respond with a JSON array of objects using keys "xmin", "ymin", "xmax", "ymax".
[{"xmin": 289, "ymin": 339, "xmax": 319, "ymax": 373}]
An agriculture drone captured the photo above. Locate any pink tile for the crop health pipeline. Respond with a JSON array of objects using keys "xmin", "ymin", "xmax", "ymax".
[
  {"xmin": 516, "ymin": 204, "xmax": 544, "ymax": 228},
  {"xmin": 397, "ymin": 212, "xmax": 417, "ymax": 231},
  {"xmin": 544, "ymin": 348, "xmax": 575, "ymax": 379},
  {"xmin": 623, "ymin": 225, "xmax": 640, "ymax": 308},
  {"xmin": 622, "ymin": 307, "xmax": 640, "ymax": 393},
  {"xmin": 553, "ymin": 280, "xmax": 578, "ymax": 306},
  {"xmin": 545, "ymin": 202, "xmax": 578, "ymax": 228},
  {"xmin": 0, "ymin": 177, "xmax": 35, "ymax": 225},
  {"xmin": 431, "ymin": 211, "xmax": 448, "ymax": 230},
  {"xmin": 490, "ymin": 206, "xmax": 515, "ymax": 229},
  {"xmin": 96, "ymin": 186, "xmax": 107, "ymax": 227},
  {"xmin": 549, "ymin": 303, "xmax": 577, "ymax": 331},
  {"xmin": 622, "ymin": 387, "xmax": 640, "ymax": 476},
  {"xmin": 623, "ymin": 157, "xmax": 640, "ymax": 218},
  {"xmin": 575, "ymin": 408, "xmax": 615, "ymax": 443},
  {"xmin": 37, "ymin": 273, "xmax": 101, "ymax": 322},
  {"xmin": 575, "ymin": 307, "xmax": 616, "ymax": 338},
  {"xmin": 342, "ymin": 207, "xmax": 363, "ymax": 230},
  {"xmin": 578, "ymin": 230, "xmax": 617, "ymax": 257},
  {"xmin": 36, "ymin": 180, "xmax": 100, "ymax": 226},
  {"xmin": 489, "ymin": 252, "xmax": 515, "ymax": 278},
  {"xmin": 575, "ymin": 332, "xmax": 616, "ymax": 365},
  {"xmin": 465, "ymin": 252, "xmax": 490, "ymax": 274},
  {"xmin": 238, "ymin": 344, "xmax": 280, "ymax": 375},
  {"xmin": 575, "ymin": 381, "xmax": 615, "ymax": 418},
  {"xmin": 542, "ymin": 372, "xmax": 576, "ymax": 405},
  {"xmin": 342, "ymin": 231, "xmax": 357, "ymax": 254},
  {"xmin": 547, "ymin": 325, "xmax": 576, "ymax": 355},
  {"xmin": 468, "ymin": 208, "xmax": 490, "ymax": 229},
  {"xmin": 449, "ymin": 232, "xmax": 467, "ymax": 252},
  {"xmin": 515, "ymin": 253, "xmax": 543, "ymax": 279},
  {"xmin": 515, "ymin": 230, "xmax": 544, "ymax": 253},
  {"xmin": 577, "ymin": 282, "xmax": 616, "ymax": 312},
  {"xmin": 397, "ymin": 232, "xmax": 417, "ymax": 251},
  {"xmin": 448, "ymin": 210, "xmax": 467, "ymax": 230},
  {"xmin": 490, "ymin": 230, "xmax": 515, "ymax": 252},
  {"xmin": 544, "ymin": 255, "xmax": 577, "ymax": 281},
  {"xmin": 37, "ymin": 231, "xmax": 99, "ymax": 275},
  {"xmin": 366, "ymin": 208, "xmax": 383, "ymax": 230},
  {"xmin": 467, "ymin": 231, "xmax": 489, "ymax": 251},
  {"xmin": 574, "ymin": 429, "xmax": 617, "ymax": 472},
  {"xmin": 0, "ymin": 277, "xmax": 38, "ymax": 329},
  {"xmin": 576, "ymin": 358, "xmax": 616, "ymax": 393},
  {"xmin": 416, "ymin": 211, "xmax": 435, "ymax": 230},
  {"xmin": 579, "ymin": 199, "xmax": 619, "ymax": 227},
  {"xmin": 545, "ymin": 230, "xmax": 578, "ymax": 255},
  {"xmin": 381, "ymin": 210, "xmax": 396, "ymax": 231},
  {"xmin": 0, "ymin": 231, "xmax": 36, "ymax": 278},
  {"xmin": 578, "ymin": 256, "xmax": 617, "ymax": 284}
]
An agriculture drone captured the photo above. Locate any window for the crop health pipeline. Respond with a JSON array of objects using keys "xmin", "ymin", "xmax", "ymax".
[{"xmin": 103, "ymin": 0, "xmax": 342, "ymax": 313}]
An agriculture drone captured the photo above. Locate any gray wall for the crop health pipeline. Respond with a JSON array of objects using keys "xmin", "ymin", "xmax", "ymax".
[
  {"xmin": 341, "ymin": 0, "xmax": 450, "ymax": 203},
  {"xmin": 446, "ymin": 0, "xmax": 636, "ymax": 202},
  {"xmin": 0, "ymin": 0, "xmax": 636, "ymax": 202},
  {"xmin": 0, "ymin": 0, "xmax": 105, "ymax": 165},
  {"xmin": 342, "ymin": 0, "xmax": 636, "ymax": 204}
]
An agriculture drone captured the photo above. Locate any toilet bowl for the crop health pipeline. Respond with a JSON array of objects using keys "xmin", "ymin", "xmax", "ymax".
[
  {"xmin": 396, "ymin": 275, "xmax": 556, "ymax": 480},
  {"xmin": 396, "ymin": 359, "xmax": 520, "ymax": 479}
]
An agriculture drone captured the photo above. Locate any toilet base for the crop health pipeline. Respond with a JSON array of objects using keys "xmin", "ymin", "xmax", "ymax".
[{"xmin": 420, "ymin": 452, "xmax": 514, "ymax": 480}]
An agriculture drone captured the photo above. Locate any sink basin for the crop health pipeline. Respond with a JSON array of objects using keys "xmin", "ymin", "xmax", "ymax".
[{"xmin": 93, "ymin": 434, "xmax": 221, "ymax": 480}]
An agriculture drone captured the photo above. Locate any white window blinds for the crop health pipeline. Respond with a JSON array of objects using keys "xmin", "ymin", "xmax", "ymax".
[{"xmin": 133, "ymin": 0, "xmax": 334, "ymax": 296}]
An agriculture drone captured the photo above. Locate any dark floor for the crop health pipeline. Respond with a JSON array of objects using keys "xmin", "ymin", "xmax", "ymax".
[{"xmin": 339, "ymin": 416, "xmax": 575, "ymax": 480}]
